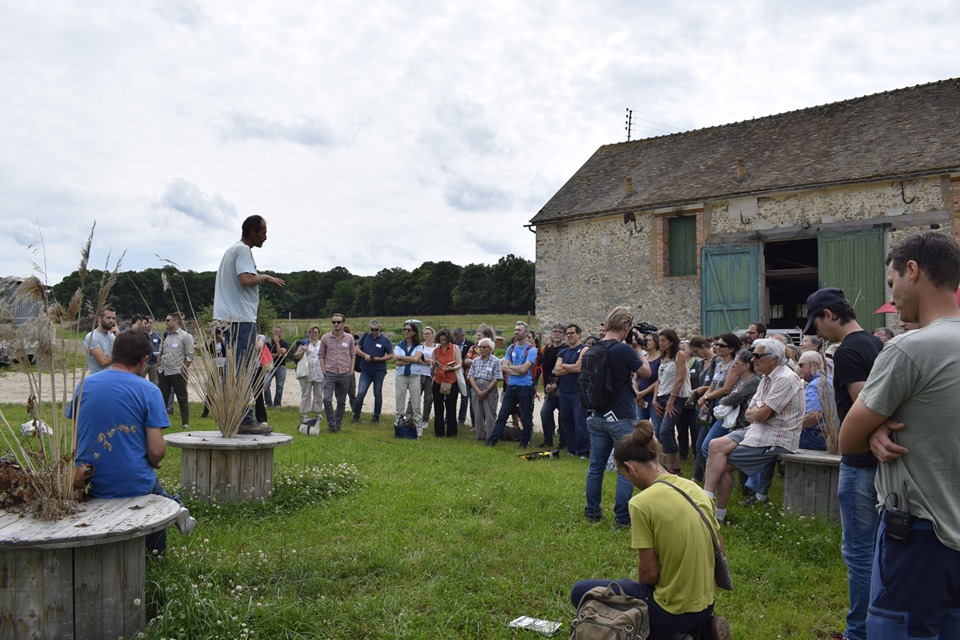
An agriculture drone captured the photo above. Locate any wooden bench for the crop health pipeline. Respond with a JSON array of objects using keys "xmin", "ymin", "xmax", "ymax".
[
  {"xmin": 778, "ymin": 449, "xmax": 841, "ymax": 523},
  {"xmin": 165, "ymin": 431, "xmax": 293, "ymax": 504},
  {"xmin": 0, "ymin": 494, "xmax": 180, "ymax": 639}
]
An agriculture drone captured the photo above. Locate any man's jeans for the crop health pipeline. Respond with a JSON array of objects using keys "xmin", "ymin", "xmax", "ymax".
[
  {"xmin": 540, "ymin": 393, "xmax": 559, "ymax": 446},
  {"xmin": 559, "ymin": 391, "xmax": 589, "ymax": 456},
  {"xmin": 570, "ymin": 579, "xmax": 713, "ymax": 638},
  {"xmin": 839, "ymin": 463, "xmax": 879, "ymax": 640},
  {"xmin": 487, "ymin": 384, "xmax": 535, "ymax": 445},
  {"xmin": 353, "ymin": 369, "xmax": 387, "ymax": 420},
  {"xmin": 585, "ymin": 415, "xmax": 635, "ymax": 525},
  {"xmin": 263, "ymin": 364, "xmax": 286, "ymax": 406},
  {"xmin": 228, "ymin": 321, "xmax": 257, "ymax": 423},
  {"xmin": 323, "ymin": 372, "xmax": 351, "ymax": 428}
]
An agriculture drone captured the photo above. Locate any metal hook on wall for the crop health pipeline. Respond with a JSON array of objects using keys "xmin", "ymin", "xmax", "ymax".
[
  {"xmin": 898, "ymin": 181, "xmax": 916, "ymax": 205},
  {"xmin": 623, "ymin": 211, "xmax": 642, "ymax": 234}
]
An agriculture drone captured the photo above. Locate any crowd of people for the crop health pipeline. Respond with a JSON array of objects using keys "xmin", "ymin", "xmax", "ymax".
[{"xmin": 75, "ymin": 218, "xmax": 960, "ymax": 639}]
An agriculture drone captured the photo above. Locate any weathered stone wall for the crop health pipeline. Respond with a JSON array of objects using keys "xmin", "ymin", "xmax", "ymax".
[
  {"xmin": 536, "ymin": 176, "xmax": 954, "ymax": 338},
  {"xmin": 534, "ymin": 213, "xmax": 701, "ymax": 337},
  {"xmin": 712, "ymin": 177, "xmax": 944, "ymax": 232}
]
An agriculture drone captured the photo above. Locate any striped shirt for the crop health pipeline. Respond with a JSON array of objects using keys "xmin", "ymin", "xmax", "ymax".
[{"xmin": 740, "ymin": 363, "xmax": 804, "ymax": 451}]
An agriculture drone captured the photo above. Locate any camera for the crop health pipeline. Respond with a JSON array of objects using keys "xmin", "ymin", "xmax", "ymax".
[{"xmin": 626, "ymin": 322, "xmax": 659, "ymax": 345}]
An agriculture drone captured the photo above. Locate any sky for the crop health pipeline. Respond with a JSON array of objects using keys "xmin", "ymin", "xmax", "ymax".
[{"xmin": 1, "ymin": 1, "xmax": 957, "ymax": 284}]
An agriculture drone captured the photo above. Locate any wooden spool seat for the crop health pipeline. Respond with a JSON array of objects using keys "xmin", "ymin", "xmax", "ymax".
[
  {"xmin": 778, "ymin": 448, "xmax": 842, "ymax": 523},
  {"xmin": 164, "ymin": 431, "xmax": 293, "ymax": 504},
  {"xmin": 0, "ymin": 494, "xmax": 180, "ymax": 639}
]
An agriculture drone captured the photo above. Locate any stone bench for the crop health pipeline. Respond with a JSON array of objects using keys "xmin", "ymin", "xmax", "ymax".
[
  {"xmin": 0, "ymin": 494, "xmax": 180, "ymax": 639},
  {"xmin": 778, "ymin": 449, "xmax": 841, "ymax": 523},
  {"xmin": 165, "ymin": 431, "xmax": 293, "ymax": 504}
]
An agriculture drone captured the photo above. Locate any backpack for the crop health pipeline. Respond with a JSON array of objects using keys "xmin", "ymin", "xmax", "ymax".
[
  {"xmin": 394, "ymin": 414, "xmax": 417, "ymax": 439},
  {"xmin": 569, "ymin": 582, "xmax": 649, "ymax": 640},
  {"xmin": 577, "ymin": 340, "xmax": 622, "ymax": 412}
]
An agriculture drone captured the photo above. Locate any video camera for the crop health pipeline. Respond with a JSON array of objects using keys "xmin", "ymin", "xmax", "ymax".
[{"xmin": 626, "ymin": 321, "xmax": 659, "ymax": 346}]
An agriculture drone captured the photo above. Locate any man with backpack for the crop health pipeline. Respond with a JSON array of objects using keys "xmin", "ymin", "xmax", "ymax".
[
  {"xmin": 582, "ymin": 306, "xmax": 651, "ymax": 528},
  {"xmin": 485, "ymin": 321, "xmax": 539, "ymax": 448}
]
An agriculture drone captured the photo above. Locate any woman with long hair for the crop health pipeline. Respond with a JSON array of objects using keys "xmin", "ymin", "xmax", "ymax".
[
  {"xmin": 431, "ymin": 328, "xmax": 462, "ymax": 438},
  {"xmin": 635, "ymin": 333, "xmax": 660, "ymax": 422},
  {"xmin": 697, "ymin": 333, "xmax": 742, "ymax": 468},
  {"xmin": 652, "ymin": 329, "xmax": 691, "ymax": 474},
  {"xmin": 394, "ymin": 321, "xmax": 426, "ymax": 437},
  {"xmin": 417, "ymin": 326, "xmax": 437, "ymax": 425}
]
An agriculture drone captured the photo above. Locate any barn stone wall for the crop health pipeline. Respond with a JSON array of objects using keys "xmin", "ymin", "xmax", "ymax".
[{"xmin": 535, "ymin": 175, "xmax": 954, "ymax": 338}]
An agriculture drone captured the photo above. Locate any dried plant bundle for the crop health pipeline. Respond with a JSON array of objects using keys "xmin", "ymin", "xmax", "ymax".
[{"xmin": 0, "ymin": 224, "xmax": 123, "ymax": 520}]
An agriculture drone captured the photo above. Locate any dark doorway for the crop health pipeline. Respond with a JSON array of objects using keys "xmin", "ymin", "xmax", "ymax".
[{"xmin": 764, "ymin": 238, "xmax": 818, "ymax": 330}]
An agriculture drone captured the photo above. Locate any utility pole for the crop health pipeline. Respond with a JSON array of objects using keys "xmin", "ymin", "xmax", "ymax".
[{"xmin": 625, "ymin": 108, "xmax": 633, "ymax": 141}]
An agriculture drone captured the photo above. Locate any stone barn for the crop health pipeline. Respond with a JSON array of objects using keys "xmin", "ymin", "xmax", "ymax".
[{"xmin": 529, "ymin": 78, "xmax": 960, "ymax": 338}]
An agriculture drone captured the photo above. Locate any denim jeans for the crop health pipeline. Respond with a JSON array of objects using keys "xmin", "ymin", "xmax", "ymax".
[
  {"xmin": 700, "ymin": 419, "xmax": 729, "ymax": 465},
  {"xmin": 559, "ymin": 391, "xmax": 589, "ymax": 455},
  {"xmin": 539, "ymin": 393, "xmax": 560, "ymax": 446},
  {"xmin": 655, "ymin": 395, "xmax": 686, "ymax": 455},
  {"xmin": 585, "ymin": 415, "xmax": 635, "ymax": 525},
  {"xmin": 868, "ymin": 516, "xmax": 960, "ymax": 639},
  {"xmin": 692, "ymin": 421, "xmax": 710, "ymax": 482},
  {"xmin": 227, "ymin": 321, "xmax": 257, "ymax": 423},
  {"xmin": 839, "ymin": 463, "xmax": 879, "ymax": 640},
  {"xmin": 488, "ymin": 384, "xmax": 535, "ymax": 445},
  {"xmin": 264, "ymin": 364, "xmax": 286, "ymax": 406},
  {"xmin": 353, "ymin": 369, "xmax": 387, "ymax": 420}
]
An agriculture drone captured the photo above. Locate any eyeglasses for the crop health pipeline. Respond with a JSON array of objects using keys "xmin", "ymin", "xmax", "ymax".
[
  {"xmin": 403, "ymin": 328, "xmax": 413, "ymax": 332},
  {"xmin": 714, "ymin": 343, "xmax": 729, "ymax": 348},
  {"xmin": 331, "ymin": 320, "xmax": 343, "ymax": 325},
  {"xmin": 370, "ymin": 327, "xmax": 380, "ymax": 332},
  {"xmin": 751, "ymin": 352, "xmax": 775, "ymax": 360}
]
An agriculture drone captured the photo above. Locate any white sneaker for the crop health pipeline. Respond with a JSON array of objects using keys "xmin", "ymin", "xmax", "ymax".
[{"xmin": 175, "ymin": 506, "xmax": 197, "ymax": 535}]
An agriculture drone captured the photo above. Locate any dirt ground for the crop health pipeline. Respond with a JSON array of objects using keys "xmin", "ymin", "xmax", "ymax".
[{"xmin": 0, "ymin": 368, "xmax": 548, "ymax": 431}]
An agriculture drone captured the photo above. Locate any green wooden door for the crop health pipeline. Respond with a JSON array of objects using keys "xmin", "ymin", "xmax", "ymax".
[
  {"xmin": 818, "ymin": 230, "xmax": 885, "ymax": 320},
  {"xmin": 701, "ymin": 244, "xmax": 759, "ymax": 336}
]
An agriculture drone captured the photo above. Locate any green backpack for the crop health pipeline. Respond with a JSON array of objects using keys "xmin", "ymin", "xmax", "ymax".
[{"xmin": 570, "ymin": 582, "xmax": 650, "ymax": 640}]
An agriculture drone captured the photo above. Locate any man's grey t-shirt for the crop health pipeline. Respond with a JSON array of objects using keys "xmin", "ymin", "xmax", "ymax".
[{"xmin": 213, "ymin": 241, "xmax": 259, "ymax": 323}]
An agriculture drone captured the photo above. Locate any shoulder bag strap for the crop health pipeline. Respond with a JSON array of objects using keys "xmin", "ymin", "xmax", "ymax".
[{"xmin": 654, "ymin": 480, "xmax": 722, "ymax": 555}]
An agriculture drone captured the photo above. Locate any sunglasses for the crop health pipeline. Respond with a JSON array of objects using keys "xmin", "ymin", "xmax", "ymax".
[
  {"xmin": 751, "ymin": 352, "xmax": 774, "ymax": 360},
  {"xmin": 331, "ymin": 320, "xmax": 343, "ymax": 325},
  {"xmin": 403, "ymin": 328, "xmax": 414, "ymax": 332},
  {"xmin": 714, "ymin": 343, "xmax": 729, "ymax": 348}
]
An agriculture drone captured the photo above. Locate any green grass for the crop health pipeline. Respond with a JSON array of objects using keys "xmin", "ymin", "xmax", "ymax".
[
  {"xmin": 1, "ymin": 402, "xmax": 849, "ymax": 639},
  {"xmin": 136, "ymin": 405, "xmax": 849, "ymax": 639}
]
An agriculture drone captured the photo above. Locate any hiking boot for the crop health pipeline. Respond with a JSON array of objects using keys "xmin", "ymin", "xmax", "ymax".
[
  {"xmin": 710, "ymin": 615, "xmax": 732, "ymax": 640},
  {"xmin": 614, "ymin": 519, "xmax": 631, "ymax": 530},
  {"xmin": 175, "ymin": 506, "xmax": 197, "ymax": 536},
  {"xmin": 238, "ymin": 422, "xmax": 273, "ymax": 435}
]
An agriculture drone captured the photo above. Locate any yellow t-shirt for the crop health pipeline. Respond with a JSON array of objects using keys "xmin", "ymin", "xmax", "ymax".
[{"xmin": 629, "ymin": 474, "xmax": 718, "ymax": 614}]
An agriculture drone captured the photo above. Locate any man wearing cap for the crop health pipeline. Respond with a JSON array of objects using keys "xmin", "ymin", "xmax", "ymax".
[
  {"xmin": 803, "ymin": 287, "xmax": 883, "ymax": 640},
  {"xmin": 840, "ymin": 231, "xmax": 960, "ymax": 638}
]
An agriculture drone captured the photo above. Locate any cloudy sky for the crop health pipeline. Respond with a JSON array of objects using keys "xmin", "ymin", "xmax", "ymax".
[{"xmin": 1, "ymin": 1, "xmax": 956, "ymax": 283}]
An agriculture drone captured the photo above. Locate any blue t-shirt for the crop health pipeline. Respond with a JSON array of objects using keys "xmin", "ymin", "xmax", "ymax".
[
  {"xmin": 357, "ymin": 332, "xmax": 393, "ymax": 373},
  {"xmin": 557, "ymin": 344, "xmax": 586, "ymax": 394},
  {"xmin": 68, "ymin": 369, "xmax": 170, "ymax": 498},
  {"xmin": 505, "ymin": 342, "xmax": 538, "ymax": 387},
  {"xmin": 605, "ymin": 340, "xmax": 644, "ymax": 420}
]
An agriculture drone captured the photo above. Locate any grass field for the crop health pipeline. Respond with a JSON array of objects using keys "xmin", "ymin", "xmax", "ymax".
[{"xmin": 0, "ymin": 400, "xmax": 850, "ymax": 640}]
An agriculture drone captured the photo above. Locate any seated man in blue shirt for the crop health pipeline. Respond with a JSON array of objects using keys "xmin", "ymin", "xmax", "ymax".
[{"xmin": 69, "ymin": 330, "xmax": 195, "ymax": 552}]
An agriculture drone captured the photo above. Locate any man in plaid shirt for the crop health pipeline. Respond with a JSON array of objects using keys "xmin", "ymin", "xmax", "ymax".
[{"xmin": 702, "ymin": 338, "xmax": 804, "ymax": 523}]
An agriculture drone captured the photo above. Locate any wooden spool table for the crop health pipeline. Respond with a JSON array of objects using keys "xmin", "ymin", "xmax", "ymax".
[
  {"xmin": 165, "ymin": 431, "xmax": 293, "ymax": 504},
  {"xmin": 779, "ymin": 449, "xmax": 842, "ymax": 523},
  {"xmin": 0, "ymin": 494, "xmax": 180, "ymax": 639}
]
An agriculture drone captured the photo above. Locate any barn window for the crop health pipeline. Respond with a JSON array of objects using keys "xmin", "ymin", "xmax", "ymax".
[{"xmin": 667, "ymin": 216, "xmax": 697, "ymax": 276}]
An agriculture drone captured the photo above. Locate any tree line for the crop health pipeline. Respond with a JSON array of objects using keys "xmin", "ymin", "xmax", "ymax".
[{"xmin": 51, "ymin": 254, "xmax": 535, "ymax": 321}]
